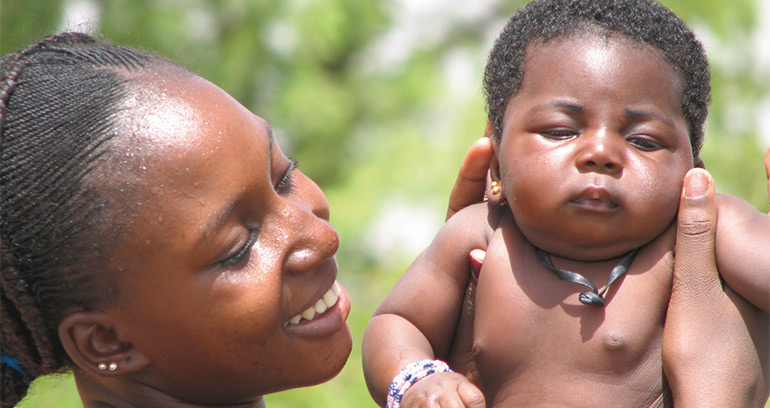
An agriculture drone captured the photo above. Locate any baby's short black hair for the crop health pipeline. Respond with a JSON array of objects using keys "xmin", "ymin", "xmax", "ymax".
[{"xmin": 484, "ymin": 0, "xmax": 710, "ymax": 156}]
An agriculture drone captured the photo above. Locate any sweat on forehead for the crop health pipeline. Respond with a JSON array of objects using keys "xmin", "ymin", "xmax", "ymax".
[{"xmin": 483, "ymin": 0, "xmax": 710, "ymax": 156}]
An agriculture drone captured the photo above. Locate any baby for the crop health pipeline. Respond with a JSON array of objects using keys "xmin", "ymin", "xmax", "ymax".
[{"xmin": 362, "ymin": 0, "xmax": 770, "ymax": 407}]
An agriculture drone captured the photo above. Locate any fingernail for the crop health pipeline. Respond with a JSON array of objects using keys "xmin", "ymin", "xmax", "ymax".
[
  {"xmin": 469, "ymin": 249, "xmax": 484, "ymax": 281},
  {"xmin": 685, "ymin": 170, "xmax": 708, "ymax": 199}
]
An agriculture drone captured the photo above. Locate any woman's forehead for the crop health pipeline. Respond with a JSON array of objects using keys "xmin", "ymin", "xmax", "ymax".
[{"xmin": 99, "ymin": 74, "xmax": 273, "ymax": 206}]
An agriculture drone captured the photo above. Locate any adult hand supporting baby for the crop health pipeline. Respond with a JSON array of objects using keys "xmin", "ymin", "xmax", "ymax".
[
  {"xmin": 444, "ymin": 134, "xmax": 493, "ymax": 387},
  {"xmin": 446, "ymin": 133, "xmax": 493, "ymax": 220},
  {"xmin": 662, "ymin": 151, "xmax": 770, "ymax": 407}
]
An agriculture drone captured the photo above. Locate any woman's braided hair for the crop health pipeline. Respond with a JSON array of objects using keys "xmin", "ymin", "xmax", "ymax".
[{"xmin": 0, "ymin": 32, "xmax": 177, "ymax": 407}]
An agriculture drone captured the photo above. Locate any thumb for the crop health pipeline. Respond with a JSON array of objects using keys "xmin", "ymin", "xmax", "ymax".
[
  {"xmin": 446, "ymin": 136, "xmax": 493, "ymax": 220},
  {"xmin": 672, "ymin": 168, "xmax": 720, "ymax": 300},
  {"xmin": 765, "ymin": 147, "xmax": 770, "ymax": 214},
  {"xmin": 457, "ymin": 381, "xmax": 485, "ymax": 408}
]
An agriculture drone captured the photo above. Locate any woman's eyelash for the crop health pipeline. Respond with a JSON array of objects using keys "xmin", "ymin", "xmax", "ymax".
[
  {"xmin": 276, "ymin": 159, "xmax": 297, "ymax": 193},
  {"xmin": 220, "ymin": 230, "xmax": 258, "ymax": 268}
]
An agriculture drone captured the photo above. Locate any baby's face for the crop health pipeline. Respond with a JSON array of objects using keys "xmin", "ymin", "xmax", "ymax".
[
  {"xmin": 495, "ymin": 34, "xmax": 694, "ymax": 261},
  {"xmin": 101, "ymin": 74, "xmax": 351, "ymax": 403}
]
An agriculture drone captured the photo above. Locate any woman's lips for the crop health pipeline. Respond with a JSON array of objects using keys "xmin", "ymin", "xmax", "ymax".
[
  {"xmin": 284, "ymin": 281, "xmax": 342, "ymax": 327},
  {"xmin": 282, "ymin": 281, "xmax": 351, "ymax": 338}
]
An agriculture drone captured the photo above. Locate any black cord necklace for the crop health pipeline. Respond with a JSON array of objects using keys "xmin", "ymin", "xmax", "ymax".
[{"xmin": 534, "ymin": 247, "xmax": 639, "ymax": 306}]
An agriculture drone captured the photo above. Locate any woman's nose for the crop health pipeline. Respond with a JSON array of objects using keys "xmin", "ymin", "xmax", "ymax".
[
  {"xmin": 574, "ymin": 130, "xmax": 624, "ymax": 175},
  {"xmin": 282, "ymin": 173, "xmax": 339, "ymax": 274}
]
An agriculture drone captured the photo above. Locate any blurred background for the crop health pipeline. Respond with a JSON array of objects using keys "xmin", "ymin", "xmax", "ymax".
[{"xmin": 1, "ymin": 0, "xmax": 768, "ymax": 406}]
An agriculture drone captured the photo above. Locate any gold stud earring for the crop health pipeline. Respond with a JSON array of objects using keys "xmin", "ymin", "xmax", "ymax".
[
  {"xmin": 491, "ymin": 180, "xmax": 502, "ymax": 195},
  {"xmin": 98, "ymin": 362, "xmax": 107, "ymax": 371},
  {"xmin": 108, "ymin": 362, "xmax": 118, "ymax": 371}
]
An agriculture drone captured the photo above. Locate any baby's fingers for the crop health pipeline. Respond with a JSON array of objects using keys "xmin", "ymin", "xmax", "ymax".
[
  {"xmin": 457, "ymin": 381, "xmax": 485, "ymax": 407},
  {"xmin": 400, "ymin": 372, "xmax": 481, "ymax": 408}
]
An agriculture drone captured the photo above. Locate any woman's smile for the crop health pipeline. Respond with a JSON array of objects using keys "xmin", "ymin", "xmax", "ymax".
[{"xmin": 283, "ymin": 279, "xmax": 351, "ymax": 338}]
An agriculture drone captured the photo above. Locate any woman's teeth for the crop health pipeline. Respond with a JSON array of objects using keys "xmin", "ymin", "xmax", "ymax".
[{"xmin": 285, "ymin": 281, "xmax": 341, "ymax": 327}]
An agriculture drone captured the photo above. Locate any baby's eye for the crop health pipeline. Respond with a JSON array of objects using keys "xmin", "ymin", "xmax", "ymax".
[
  {"xmin": 276, "ymin": 159, "xmax": 297, "ymax": 194},
  {"xmin": 219, "ymin": 230, "xmax": 258, "ymax": 269},
  {"xmin": 541, "ymin": 129, "xmax": 577, "ymax": 140},
  {"xmin": 628, "ymin": 136, "xmax": 663, "ymax": 151}
]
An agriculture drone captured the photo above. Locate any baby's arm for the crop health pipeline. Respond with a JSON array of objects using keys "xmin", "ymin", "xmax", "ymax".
[
  {"xmin": 713, "ymin": 192, "xmax": 770, "ymax": 313},
  {"xmin": 363, "ymin": 203, "xmax": 490, "ymax": 407}
]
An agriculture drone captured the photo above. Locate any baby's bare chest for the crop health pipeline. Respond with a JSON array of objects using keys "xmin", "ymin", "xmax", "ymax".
[{"xmin": 471, "ymin": 234, "xmax": 673, "ymax": 406}]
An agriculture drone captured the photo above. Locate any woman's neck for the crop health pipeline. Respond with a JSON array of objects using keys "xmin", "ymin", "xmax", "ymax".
[{"xmin": 75, "ymin": 371, "xmax": 267, "ymax": 408}]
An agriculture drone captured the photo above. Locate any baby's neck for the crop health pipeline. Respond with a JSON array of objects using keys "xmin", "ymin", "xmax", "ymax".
[{"xmin": 534, "ymin": 246, "xmax": 639, "ymax": 306}]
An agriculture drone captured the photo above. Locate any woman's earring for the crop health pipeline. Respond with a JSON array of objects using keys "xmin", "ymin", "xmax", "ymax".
[
  {"xmin": 491, "ymin": 180, "xmax": 502, "ymax": 195},
  {"xmin": 98, "ymin": 362, "xmax": 118, "ymax": 371}
]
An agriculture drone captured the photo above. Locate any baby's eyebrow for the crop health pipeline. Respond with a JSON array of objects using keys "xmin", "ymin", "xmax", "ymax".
[
  {"xmin": 624, "ymin": 108, "xmax": 675, "ymax": 127},
  {"xmin": 532, "ymin": 101, "xmax": 584, "ymax": 113}
]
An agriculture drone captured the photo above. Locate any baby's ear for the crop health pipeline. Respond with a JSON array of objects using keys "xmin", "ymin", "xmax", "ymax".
[
  {"xmin": 58, "ymin": 311, "xmax": 149, "ymax": 376},
  {"xmin": 487, "ymin": 133, "xmax": 507, "ymax": 206},
  {"xmin": 487, "ymin": 121, "xmax": 501, "ymax": 179},
  {"xmin": 694, "ymin": 156, "xmax": 705, "ymax": 168}
]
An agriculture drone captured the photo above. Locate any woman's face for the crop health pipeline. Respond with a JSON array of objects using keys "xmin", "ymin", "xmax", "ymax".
[{"xmin": 103, "ymin": 73, "xmax": 351, "ymax": 404}]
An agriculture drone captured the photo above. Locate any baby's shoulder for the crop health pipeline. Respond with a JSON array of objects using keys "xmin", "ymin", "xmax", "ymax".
[
  {"xmin": 446, "ymin": 201, "xmax": 505, "ymax": 229},
  {"xmin": 714, "ymin": 192, "xmax": 768, "ymax": 227},
  {"xmin": 442, "ymin": 201, "xmax": 507, "ymax": 248}
]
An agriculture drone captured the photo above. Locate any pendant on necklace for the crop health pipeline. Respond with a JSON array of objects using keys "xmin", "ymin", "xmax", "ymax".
[{"xmin": 534, "ymin": 247, "xmax": 639, "ymax": 306}]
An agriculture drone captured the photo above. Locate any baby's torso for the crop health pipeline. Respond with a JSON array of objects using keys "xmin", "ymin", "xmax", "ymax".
[{"xmin": 472, "ymin": 213, "xmax": 676, "ymax": 407}]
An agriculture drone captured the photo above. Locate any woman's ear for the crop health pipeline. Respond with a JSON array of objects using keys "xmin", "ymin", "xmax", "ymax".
[{"xmin": 58, "ymin": 311, "xmax": 149, "ymax": 376}]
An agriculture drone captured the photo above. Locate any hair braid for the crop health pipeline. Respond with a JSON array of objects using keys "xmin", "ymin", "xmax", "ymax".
[{"xmin": 1, "ymin": 32, "xmax": 181, "ymax": 407}]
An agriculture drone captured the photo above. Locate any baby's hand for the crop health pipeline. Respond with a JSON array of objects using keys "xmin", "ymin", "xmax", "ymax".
[{"xmin": 400, "ymin": 372, "xmax": 485, "ymax": 408}]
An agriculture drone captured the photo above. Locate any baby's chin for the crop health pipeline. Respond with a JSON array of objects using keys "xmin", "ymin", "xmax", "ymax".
[
  {"xmin": 518, "ymin": 214, "xmax": 677, "ymax": 261},
  {"xmin": 526, "ymin": 232, "xmax": 655, "ymax": 262}
]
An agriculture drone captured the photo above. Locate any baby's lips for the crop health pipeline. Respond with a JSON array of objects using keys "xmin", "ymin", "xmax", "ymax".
[{"xmin": 469, "ymin": 248, "xmax": 485, "ymax": 281}]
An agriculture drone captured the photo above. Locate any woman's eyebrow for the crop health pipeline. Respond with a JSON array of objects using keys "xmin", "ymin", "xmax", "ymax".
[
  {"xmin": 197, "ymin": 123, "xmax": 274, "ymax": 247},
  {"xmin": 197, "ymin": 199, "xmax": 242, "ymax": 248}
]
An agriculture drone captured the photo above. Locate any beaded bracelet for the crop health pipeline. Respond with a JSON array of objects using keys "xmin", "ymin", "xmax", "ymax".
[{"xmin": 386, "ymin": 359, "xmax": 453, "ymax": 408}]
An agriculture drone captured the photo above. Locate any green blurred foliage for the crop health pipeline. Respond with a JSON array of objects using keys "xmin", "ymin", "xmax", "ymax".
[{"xmin": 1, "ymin": 0, "xmax": 767, "ymax": 407}]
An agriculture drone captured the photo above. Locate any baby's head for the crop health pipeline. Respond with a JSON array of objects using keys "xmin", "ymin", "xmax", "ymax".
[
  {"xmin": 484, "ymin": 0, "xmax": 710, "ymax": 157},
  {"xmin": 1, "ymin": 33, "xmax": 350, "ymax": 406},
  {"xmin": 482, "ymin": 0, "xmax": 709, "ymax": 260}
]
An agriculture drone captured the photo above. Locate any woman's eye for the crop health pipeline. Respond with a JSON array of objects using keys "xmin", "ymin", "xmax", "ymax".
[
  {"xmin": 628, "ymin": 136, "xmax": 663, "ymax": 151},
  {"xmin": 219, "ymin": 230, "xmax": 257, "ymax": 268},
  {"xmin": 276, "ymin": 159, "xmax": 297, "ymax": 194}
]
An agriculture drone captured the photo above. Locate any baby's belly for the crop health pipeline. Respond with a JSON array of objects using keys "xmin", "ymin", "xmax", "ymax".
[
  {"xmin": 486, "ymin": 373, "xmax": 672, "ymax": 408},
  {"xmin": 473, "ymin": 314, "xmax": 670, "ymax": 407}
]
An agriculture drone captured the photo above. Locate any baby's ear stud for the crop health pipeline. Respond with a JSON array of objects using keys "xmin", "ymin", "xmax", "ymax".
[
  {"xmin": 490, "ymin": 180, "xmax": 507, "ymax": 206},
  {"xmin": 491, "ymin": 180, "xmax": 502, "ymax": 195}
]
